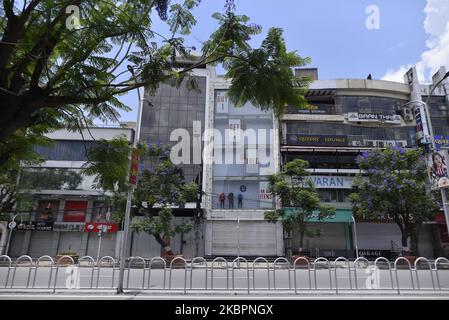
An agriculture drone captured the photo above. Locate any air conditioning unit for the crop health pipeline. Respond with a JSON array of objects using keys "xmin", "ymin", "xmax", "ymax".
[
  {"xmin": 364, "ymin": 140, "xmax": 376, "ymax": 147},
  {"xmin": 401, "ymin": 108, "xmax": 414, "ymax": 122}
]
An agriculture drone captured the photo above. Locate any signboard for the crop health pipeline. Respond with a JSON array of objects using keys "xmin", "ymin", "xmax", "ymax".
[
  {"xmin": 287, "ymin": 104, "xmax": 331, "ymax": 114},
  {"xmin": 129, "ymin": 149, "xmax": 139, "ymax": 186},
  {"xmin": 259, "ymin": 181, "xmax": 273, "ymax": 208},
  {"xmin": 8, "ymin": 221, "xmax": 16, "ymax": 229},
  {"xmin": 306, "ymin": 176, "xmax": 354, "ymax": 189},
  {"xmin": 286, "ymin": 134, "xmax": 348, "ymax": 146},
  {"xmin": 53, "ymin": 222, "xmax": 85, "ymax": 232},
  {"xmin": 435, "ymin": 135, "xmax": 449, "ymax": 150},
  {"xmin": 347, "ymin": 112, "xmax": 402, "ymax": 124},
  {"xmin": 85, "ymin": 222, "xmax": 118, "ymax": 233},
  {"xmin": 357, "ymin": 250, "xmax": 392, "ymax": 259},
  {"xmin": 216, "ymin": 92, "xmax": 229, "ymax": 113},
  {"xmin": 414, "ymin": 105, "xmax": 431, "ymax": 145},
  {"xmin": 63, "ymin": 201, "xmax": 87, "ymax": 222},
  {"xmin": 16, "ymin": 221, "xmax": 53, "ymax": 231},
  {"xmin": 429, "ymin": 150, "xmax": 449, "ymax": 190},
  {"xmin": 284, "ymin": 209, "xmax": 353, "ymax": 223}
]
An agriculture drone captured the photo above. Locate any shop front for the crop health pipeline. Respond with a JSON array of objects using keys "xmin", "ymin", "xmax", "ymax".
[{"xmin": 286, "ymin": 209, "xmax": 355, "ymax": 258}]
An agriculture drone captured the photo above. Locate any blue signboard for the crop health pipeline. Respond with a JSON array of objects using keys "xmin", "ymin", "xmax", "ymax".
[{"xmin": 435, "ymin": 135, "xmax": 449, "ymax": 150}]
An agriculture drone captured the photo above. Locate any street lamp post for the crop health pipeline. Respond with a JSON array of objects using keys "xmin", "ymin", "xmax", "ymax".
[
  {"xmin": 117, "ymin": 70, "xmax": 144, "ymax": 293},
  {"xmin": 5, "ymin": 213, "xmax": 23, "ymax": 256},
  {"xmin": 406, "ymin": 71, "xmax": 449, "ymax": 237}
]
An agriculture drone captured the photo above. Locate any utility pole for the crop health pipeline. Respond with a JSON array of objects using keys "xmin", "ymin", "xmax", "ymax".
[{"xmin": 117, "ymin": 70, "xmax": 144, "ymax": 293}]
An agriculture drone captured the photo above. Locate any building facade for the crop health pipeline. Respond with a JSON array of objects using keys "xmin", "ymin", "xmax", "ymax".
[
  {"xmin": 7, "ymin": 127, "xmax": 134, "ymax": 258},
  {"xmin": 280, "ymin": 66, "xmax": 449, "ymax": 259}
]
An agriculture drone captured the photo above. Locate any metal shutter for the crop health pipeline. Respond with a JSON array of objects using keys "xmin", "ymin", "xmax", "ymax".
[
  {"xmin": 211, "ymin": 221, "xmax": 277, "ymax": 256},
  {"xmin": 357, "ymin": 223, "xmax": 402, "ymax": 250}
]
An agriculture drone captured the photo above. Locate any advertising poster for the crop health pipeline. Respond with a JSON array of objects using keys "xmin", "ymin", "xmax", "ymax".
[
  {"xmin": 216, "ymin": 91, "xmax": 229, "ymax": 113},
  {"xmin": 429, "ymin": 150, "xmax": 449, "ymax": 190},
  {"xmin": 36, "ymin": 201, "xmax": 59, "ymax": 222},
  {"xmin": 259, "ymin": 181, "xmax": 273, "ymax": 208},
  {"xmin": 63, "ymin": 201, "xmax": 87, "ymax": 222}
]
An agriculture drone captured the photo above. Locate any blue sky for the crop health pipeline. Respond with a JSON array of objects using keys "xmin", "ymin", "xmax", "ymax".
[{"xmin": 116, "ymin": 0, "xmax": 443, "ymax": 123}]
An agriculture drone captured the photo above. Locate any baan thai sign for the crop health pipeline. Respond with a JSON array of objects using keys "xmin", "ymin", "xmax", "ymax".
[{"xmin": 347, "ymin": 112, "xmax": 402, "ymax": 124}]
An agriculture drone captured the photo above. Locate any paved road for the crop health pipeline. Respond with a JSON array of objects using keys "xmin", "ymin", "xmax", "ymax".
[{"xmin": 1, "ymin": 265, "xmax": 448, "ymax": 293}]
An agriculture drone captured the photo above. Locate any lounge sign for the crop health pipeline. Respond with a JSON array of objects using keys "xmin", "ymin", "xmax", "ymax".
[
  {"xmin": 286, "ymin": 134, "xmax": 348, "ymax": 146},
  {"xmin": 347, "ymin": 112, "xmax": 402, "ymax": 124}
]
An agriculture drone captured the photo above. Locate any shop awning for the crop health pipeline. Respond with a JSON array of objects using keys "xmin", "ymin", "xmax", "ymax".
[{"xmin": 284, "ymin": 208, "xmax": 354, "ymax": 223}]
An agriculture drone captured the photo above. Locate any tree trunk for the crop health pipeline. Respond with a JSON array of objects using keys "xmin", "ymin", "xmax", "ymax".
[
  {"xmin": 401, "ymin": 233, "xmax": 409, "ymax": 249},
  {"xmin": 153, "ymin": 233, "xmax": 174, "ymax": 256},
  {"xmin": 299, "ymin": 231, "xmax": 305, "ymax": 250}
]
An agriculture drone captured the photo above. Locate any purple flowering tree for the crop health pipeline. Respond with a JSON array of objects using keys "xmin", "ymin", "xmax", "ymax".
[{"xmin": 350, "ymin": 146, "xmax": 438, "ymax": 255}]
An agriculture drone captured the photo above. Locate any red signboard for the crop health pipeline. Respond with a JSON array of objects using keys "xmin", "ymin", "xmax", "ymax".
[
  {"xmin": 85, "ymin": 222, "xmax": 118, "ymax": 233},
  {"xmin": 63, "ymin": 201, "xmax": 87, "ymax": 222},
  {"xmin": 129, "ymin": 150, "xmax": 139, "ymax": 186}
]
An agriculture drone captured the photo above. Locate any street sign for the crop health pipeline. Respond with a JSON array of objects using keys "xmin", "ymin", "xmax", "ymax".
[{"xmin": 8, "ymin": 221, "xmax": 16, "ymax": 229}]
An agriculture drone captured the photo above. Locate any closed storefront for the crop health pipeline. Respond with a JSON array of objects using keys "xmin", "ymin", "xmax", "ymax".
[
  {"xmin": 57, "ymin": 231, "xmax": 85, "ymax": 254},
  {"xmin": 209, "ymin": 220, "xmax": 280, "ymax": 256},
  {"xmin": 357, "ymin": 223, "xmax": 402, "ymax": 251},
  {"xmin": 28, "ymin": 232, "xmax": 55, "ymax": 257}
]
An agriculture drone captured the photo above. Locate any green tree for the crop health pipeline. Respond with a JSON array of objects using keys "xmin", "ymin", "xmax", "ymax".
[
  {"xmin": 82, "ymin": 140, "xmax": 197, "ymax": 256},
  {"xmin": 265, "ymin": 159, "xmax": 335, "ymax": 256},
  {"xmin": 0, "ymin": 126, "xmax": 50, "ymax": 218},
  {"xmin": 349, "ymin": 147, "xmax": 438, "ymax": 255},
  {"xmin": 0, "ymin": 0, "xmax": 310, "ymax": 168}
]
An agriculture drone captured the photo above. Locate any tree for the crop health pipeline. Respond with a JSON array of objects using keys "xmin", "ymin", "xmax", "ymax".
[
  {"xmin": 349, "ymin": 146, "xmax": 438, "ymax": 255},
  {"xmin": 131, "ymin": 144, "xmax": 198, "ymax": 256},
  {"xmin": 0, "ymin": 0, "xmax": 310, "ymax": 168},
  {"xmin": 0, "ymin": 125, "xmax": 50, "ymax": 219},
  {"xmin": 82, "ymin": 140, "xmax": 198, "ymax": 256},
  {"xmin": 265, "ymin": 159, "xmax": 335, "ymax": 256}
]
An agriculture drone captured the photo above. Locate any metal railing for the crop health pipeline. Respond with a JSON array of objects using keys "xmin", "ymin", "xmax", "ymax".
[{"xmin": 0, "ymin": 255, "xmax": 448, "ymax": 295}]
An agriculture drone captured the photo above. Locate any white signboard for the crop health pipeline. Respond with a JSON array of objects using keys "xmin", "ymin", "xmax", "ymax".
[
  {"xmin": 259, "ymin": 181, "xmax": 273, "ymax": 208},
  {"xmin": 216, "ymin": 92, "xmax": 229, "ymax": 113},
  {"xmin": 348, "ymin": 112, "xmax": 402, "ymax": 124},
  {"xmin": 307, "ymin": 176, "xmax": 354, "ymax": 189}
]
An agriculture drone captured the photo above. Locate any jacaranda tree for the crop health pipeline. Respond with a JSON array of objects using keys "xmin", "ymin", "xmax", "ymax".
[{"xmin": 350, "ymin": 146, "xmax": 438, "ymax": 255}]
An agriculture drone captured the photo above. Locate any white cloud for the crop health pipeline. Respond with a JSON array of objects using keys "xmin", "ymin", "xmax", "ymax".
[{"xmin": 381, "ymin": 0, "xmax": 449, "ymax": 83}]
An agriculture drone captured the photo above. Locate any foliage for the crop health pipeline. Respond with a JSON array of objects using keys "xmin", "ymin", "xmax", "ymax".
[
  {"xmin": 18, "ymin": 168, "xmax": 83, "ymax": 190},
  {"xmin": 81, "ymin": 136, "xmax": 142, "ymax": 193},
  {"xmin": 350, "ymin": 146, "xmax": 438, "ymax": 253},
  {"xmin": 0, "ymin": 0, "xmax": 310, "ymax": 168},
  {"xmin": 265, "ymin": 159, "xmax": 335, "ymax": 249},
  {"xmin": 180, "ymin": 182, "xmax": 199, "ymax": 203}
]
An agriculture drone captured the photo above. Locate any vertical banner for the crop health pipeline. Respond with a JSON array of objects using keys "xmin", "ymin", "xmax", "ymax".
[
  {"xmin": 429, "ymin": 150, "xmax": 449, "ymax": 190},
  {"xmin": 129, "ymin": 149, "xmax": 139, "ymax": 187},
  {"xmin": 259, "ymin": 181, "xmax": 273, "ymax": 208}
]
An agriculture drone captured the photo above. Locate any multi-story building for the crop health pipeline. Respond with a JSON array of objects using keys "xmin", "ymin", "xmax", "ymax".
[
  {"xmin": 280, "ymin": 66, "xmax": 449, "ymax": 259},
  {"xmin": 202, "ymin": 69, "xmax": 283, "ymax": 258},
  {"xmin": 133, "ymin": 60, "xmax": 209, "ymax": 257},
  {"xmin": 7, "ymin": 126, "xmax": 134, "ymax": 258}
]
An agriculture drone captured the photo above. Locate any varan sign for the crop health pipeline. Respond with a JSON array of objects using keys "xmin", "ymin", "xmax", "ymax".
[
  {"xmin": 347, "ymin": 112, "xmax": 402, "ymax": 124},
  {"xmin": 296, "ymin": 176, "xmax": 354, "ymax": 189}
]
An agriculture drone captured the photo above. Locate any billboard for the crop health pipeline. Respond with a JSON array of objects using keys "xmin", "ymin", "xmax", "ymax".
[{"xmin": 429, "ymin": 150, "xmax": 449, "ymax": 190}]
